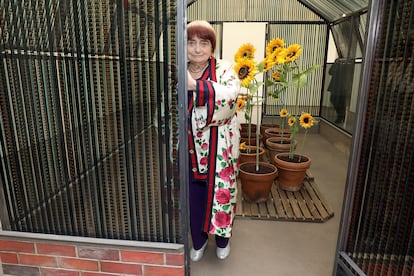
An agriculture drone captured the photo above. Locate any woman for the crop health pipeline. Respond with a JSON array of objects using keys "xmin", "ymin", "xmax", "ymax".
[{"xmin": 187, "ymin": 20, "xmax": 241, "ymax": 261}]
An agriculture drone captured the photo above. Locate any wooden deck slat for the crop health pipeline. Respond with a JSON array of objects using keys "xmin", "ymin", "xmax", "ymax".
[
  {"xmin": 278, "ymin": 188, "xmax": 295, "ymax": 218},
  {"xmin": 286, "ymin": 191, "xmax": 304, "ymax": 220},
  {"xmin": 308, "ymin": 178, "xmax": 335, "ymax": 215},
  {"xmin": 236, "ymin": 181, "xmax": 243, "ymax": 216},
  {"xmin": 295, "ymin": 190, "xmax": 313, "ymax": 219},
  {"xmin": 266, "ymin": 196, "xmax": 278, "ymax": 218},
  {"xmin": 250, "ymin": 200, "xmax": 259, "ymax": 216},
  {"xmin": 258, "ymin": 201, "xmax": 268, "ymax": 218},
  {"xmin": 271, "ymin": 184, "xmax": 286, "ymax": 219},
  {"xmin": 300, "ymin": 187, "xmax": 322, "ymax": 220},
  {"xmin": 303, "ymin": 181, "xmax": 329, "ymax": 219},
  {"xmin": 236, "ymin": 174, "xmax": 334, "ymax": 223}
]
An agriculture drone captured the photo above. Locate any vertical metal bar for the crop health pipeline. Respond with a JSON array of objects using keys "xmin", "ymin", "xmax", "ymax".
[
  {"xmin": 333, "ymin": 0, "xmax": 383, "ymax": 273},
  {"xmin": 117, "ymin": 0, "xmax": 133, "ymax": 239},
  {"xmin": 157, "ymin": 0, "xmax": 168, "ymax": 242},
  {"xmin": 177, "ymin": 0, "xmax": 190, "ymax": 273}
]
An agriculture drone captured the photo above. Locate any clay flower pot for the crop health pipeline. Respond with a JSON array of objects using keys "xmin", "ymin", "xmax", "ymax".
[
  {"xmin": 240, "ymin": 123, "xmax": 257, "ymax": 134},
  {"xmin": 265, "ymin": 137, "xmax": 297, "ymax": 165},
  {"xmin": 240, "ymin": 134, "xmax": 263, "ymax": 146},
  {"xmin": 260, "ymin": 123, "xmax": 279, "ymax": 143},
  {"xmin": 274, "ymin": 153, "xmax": 311, "ymax": 192},
  {"xmin": 263, "ymin": 127, "xmax": 291, "ymax": 142},
  {"xmin": 239, "ymin": 146, "xmax": 266, "ymax": 164},
  {"xmin": 239, "ymin": 162, "xmax": 277, "ymax": 203}
]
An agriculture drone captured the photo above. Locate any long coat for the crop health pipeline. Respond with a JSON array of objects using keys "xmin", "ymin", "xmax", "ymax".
[{"xmin": 188, "ymin": 57, "xmax": 241, "ymax": 238}]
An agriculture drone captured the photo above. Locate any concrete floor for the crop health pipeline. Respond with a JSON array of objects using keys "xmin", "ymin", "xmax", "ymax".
[{"xmin": 190, "ymin": 132, "xmax": 350, "ymax": 276}]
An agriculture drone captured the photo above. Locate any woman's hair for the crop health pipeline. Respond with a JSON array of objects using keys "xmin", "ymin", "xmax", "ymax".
[{"xmin": 187, "ymin": 20, "xmax": 216, "ymax": 51}]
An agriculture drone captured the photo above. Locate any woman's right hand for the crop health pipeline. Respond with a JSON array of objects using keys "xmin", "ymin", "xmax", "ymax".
[{"xmin": 187, "ymin": 71, "xmax": 197, "ymax": 91}]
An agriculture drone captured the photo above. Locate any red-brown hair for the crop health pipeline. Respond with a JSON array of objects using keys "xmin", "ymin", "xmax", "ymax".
[{"xmin": 187, "ymin": 20, "xmax": 216, "ymax": 51}]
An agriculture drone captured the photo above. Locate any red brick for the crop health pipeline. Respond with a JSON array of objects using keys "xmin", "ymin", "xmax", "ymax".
[
  {"xmin": 0, "ymin": 252, "xmax": 18, "ymax": 263},
  {"xmin": 41, "ymin": 267, "xmax": 79, "ymax": 276},
  {"xmin": 19, "ymin": 253, "xmax": 57, "ymax": 267},
  {"xmin": 37, "ymin": 243, "xmax": 76, "ymax": 257},
  {"xmin": 60, "ymin": 257, "xmax": 99, "ymax": 271},
  {"xmin": 78, "ymin": 247, "xmax": 119, "ymax": 260},
  {"xmin": 121, "ymin": 250, "xmax": 164, "ymax": 264},
  {"xmin": 0, "ymin": 239, "xmax": 35, "ymax": 253},
  {"xmin": 144, "ymin": 265, "xmax": 184, "ymax": 276},
  {"xmin": 101, "ymin": 261, "xmax": 142, "ymax": 274},
  {"xmin": 3, "ymin": 264, "xmax": 40, "ymax": 275},
  {"xmin": 166, "ymin": 253, "xmax": 184, "ymax": 266}
]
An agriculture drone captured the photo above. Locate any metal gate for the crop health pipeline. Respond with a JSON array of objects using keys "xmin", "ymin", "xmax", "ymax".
[{"xmin": 0, "ymin": 0, "xmax": 181, "ymax": 243}]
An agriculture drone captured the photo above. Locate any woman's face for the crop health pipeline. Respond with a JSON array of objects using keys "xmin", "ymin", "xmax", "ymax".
[{"xmin": 187, "ymin": 36, "xmax": 213, "ymax": 64}]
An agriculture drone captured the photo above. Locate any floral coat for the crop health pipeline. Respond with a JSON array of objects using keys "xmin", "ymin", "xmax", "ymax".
[{"xmin": 188, "ymin": 57, "xmax": 241, "ymax": 238}]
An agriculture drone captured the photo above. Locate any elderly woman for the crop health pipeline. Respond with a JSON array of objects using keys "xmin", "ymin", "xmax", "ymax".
[{"xmin": 187, "ymin": 20, "xmax": 241, "ymax": 261}]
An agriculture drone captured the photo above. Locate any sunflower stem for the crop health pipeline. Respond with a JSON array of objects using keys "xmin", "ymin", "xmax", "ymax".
[{"xmin": 256, "ymin": 85, "xmax": 260, "ymax": 172}]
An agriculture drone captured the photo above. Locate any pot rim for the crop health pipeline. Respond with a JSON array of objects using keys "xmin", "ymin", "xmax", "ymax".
[
  {"xmin": 239, "ymin": 161, "xmax": 277, "ymax": 176},
  {"xmin": 240, "ymin": 145, "xmax": 265, "ymax": 154},
  {"xmin": 266, "ymin": 136, "xmax": 293, "ymax": 144},
  {"xmin": 274, "ymin": 153, "xmax": 311, "ymax": 169}
]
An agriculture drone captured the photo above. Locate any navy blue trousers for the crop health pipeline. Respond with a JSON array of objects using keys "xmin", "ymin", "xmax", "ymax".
[{"xmin": 189, "ymin": 177, "xmax": 229, "ymax": 250}]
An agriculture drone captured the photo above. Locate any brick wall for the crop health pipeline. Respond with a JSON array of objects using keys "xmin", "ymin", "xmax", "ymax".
[{"xmin": 0, "ymin": 234, "xmax": 185, "ymax": 276}]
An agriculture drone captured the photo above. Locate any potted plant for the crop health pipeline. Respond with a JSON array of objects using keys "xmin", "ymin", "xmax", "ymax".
[
  {"xmin": 234, "ymin": 41, "xmax": 281, "ymax": 202},
  {"xmin": 263, "ymin": 38, "xmax": 320, "ymax": 191}
]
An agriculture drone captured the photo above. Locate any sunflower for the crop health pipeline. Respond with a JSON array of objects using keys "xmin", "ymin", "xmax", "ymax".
[
  {"xmin": 279, "ymin": 108, "xmax": 289, "ymax": 117},
  {"xmin": 284, "ymin": 44, "xmax": 302, "ymax": 63},
  {"xmin": 234, "ymin": 58, "xmax": 256, "ymax": 88},
  {"xmin": 266, "ymin": 38, "xmax": 285, "ymax": 56},
  {"xmin": 288, "ymin": 117, "xmax": 296, "ymax": 127},
  {"xmin": 276, "ymin": 49, "xmax": 288, "ymax": 64},
  {"xmin": 299, "ymin": 113, "xmax": 314, "ymax": 129},
  {"xmin": 262, "ymin": 57, "xmax": 275, "ymax": 72},
  {"xmin": 239, "ymin": 142, "xmax": 247, "ymax": 150},
  {"xmin": 237, "ymin": 96, "xmax": 246, "ymax": 111},
  {"xmin": 234, "ymin": 43, "xmax": 256, "ymax": 62},
  {"xmin": 272, "ymin": 71, "xmax": 281, "ymax": 82}
]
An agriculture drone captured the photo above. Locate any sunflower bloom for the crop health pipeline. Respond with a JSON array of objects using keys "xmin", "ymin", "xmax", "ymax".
[
  {"xmin": 285, "ymin": 44, "xmax": 302, "ymax": 63},
  {"xmin": 276, "ymin": 49, "xmax": 288, "ymax": 64},
  {"xmin": 234, "ymin": 43, "xmax": 256, "ymax": 62},
  {"xmin": 234, "ymin": 59, "xmax": 256, "ymax": 88},
  {"xmin": 266, "ymin": 38, "xmax": 285, "ymax": 56},
  {"xmin": 272, "ymin": 71, "xmax": 281, "ymax": 82},
  {"xmin": 288, "ymin": 117, "xmax": 296, "ymax": 127},
  {"xmin": 262, "ymin": 57, "xmax": 275, "ymax": 72},
  {"xmin": 239, "ymin": 142, "xmax": 247, "ymax": 150},
  {"xmin": 237, "ymin": 97, "xmax": 246, "ymax": 111},
  {"xmin": 279, "ymin": 109, "xmax": 289, "ymax": 117},
  {"xmin": 299, "ymin": 113, "xmax": 314, "ymax": 129}
]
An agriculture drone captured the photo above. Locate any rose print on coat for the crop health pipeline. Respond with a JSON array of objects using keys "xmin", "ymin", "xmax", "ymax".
[
  {"xmin": 216, "ymin": 188, "xmax": 231, "ymax": 204},
  {"xmin": 218, "ymin": 166, "xmax": 235, "ymax": 182},
  {"xmin": 214, "ymin": 211, "xmax": 231, "ymax": 227}
]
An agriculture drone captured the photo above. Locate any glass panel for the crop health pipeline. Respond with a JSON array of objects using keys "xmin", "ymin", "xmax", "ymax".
[{"xmin": 321, "ymin": 60, "xmax": 361, "ymax": 132}]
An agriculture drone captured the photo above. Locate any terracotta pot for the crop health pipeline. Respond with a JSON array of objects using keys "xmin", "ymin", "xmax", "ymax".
[
  {"xmin": 239, "ymin": 146, "xmax": 266, "ymax": 164},
  {"xmin": 263, "ymin": 127, "xmax": 291, "ymax": 141},
  {"xmin": 240, "ymin": 134, "xmax": 263, "ymax": 146},
  {"xmin": 239, "ymin": 162, "xmax": 277, "ymax": 203},
  {"xmin": 260, "ymin": 123, "xmax": 279, "ymax": 136},
  {"xmin": 265, "ymin": 137, "xmax": 297, "ymax": 165},
  {"xmin": 260, "ymin": 123, "xmax": 279, "ymax": 143},
  {"xmin": 240, "ymin": 123, "xmax": 257, "ymax": 133},
  {"xmin": 274, "ymin": 153, "xmax": 311, "ymax": 192}
]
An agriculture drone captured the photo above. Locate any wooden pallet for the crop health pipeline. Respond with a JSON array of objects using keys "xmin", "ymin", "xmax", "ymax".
[{"xmin": 236, "ymin": 172, "xmax": 334, "ymax": 222}]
